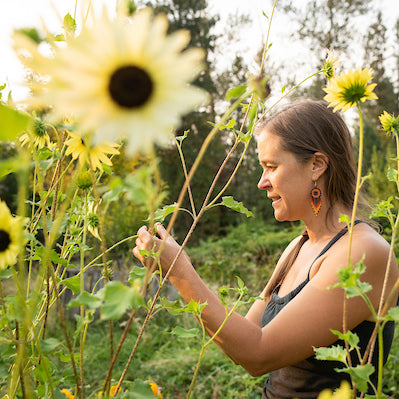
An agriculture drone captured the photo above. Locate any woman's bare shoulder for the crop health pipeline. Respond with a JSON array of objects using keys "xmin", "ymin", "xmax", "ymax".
[{"xmin": 351, "ymin": 222, "xmax": 393, "ymax": 259}]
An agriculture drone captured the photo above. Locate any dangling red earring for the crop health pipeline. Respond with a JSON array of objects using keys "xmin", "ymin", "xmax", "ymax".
[{"xmin": 310, "ymin": 181, "xmax": 322, "ymax": 216}]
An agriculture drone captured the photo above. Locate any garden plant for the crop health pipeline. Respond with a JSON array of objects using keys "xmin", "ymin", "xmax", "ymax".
[{"xmin": 0, "ymin": 0, "xmax": 398, "ymax": 398}]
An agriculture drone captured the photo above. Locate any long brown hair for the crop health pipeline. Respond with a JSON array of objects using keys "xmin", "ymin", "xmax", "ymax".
[{"xmin": 256, "ymin": 100, "xmax": 367, "ymax": 298}]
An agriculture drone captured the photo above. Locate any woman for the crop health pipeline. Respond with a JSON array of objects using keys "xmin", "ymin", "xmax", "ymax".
[{"xmin": 133, "ymin": 100, "xmax": 399, "ymax": 398}]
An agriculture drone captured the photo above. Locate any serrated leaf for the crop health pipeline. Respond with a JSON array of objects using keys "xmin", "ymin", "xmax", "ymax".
[
  {"xmin": 0, "ymin": 103, "xmax": 32, "ymax": 141},
  {"xmin": 331, "ymin": 330, "xmax": 359, "ymax": 349},
  {"xmin": 337, "ymin": 364, "xmax": 374, "ymax": 393},
  {"xmin": 170, "ymin": 326, "xmax": 199, "ymax": 338},
  {"xmin": 221, "ymin": 196, "xmax": 254, "ymax": 217},
  {"xmin": 226, "ymin": 85, "xmax": 247, "ymax": 100},
  {"xmin": 314, "ymin": 345, "xmax": 348, "ymax": 363}
]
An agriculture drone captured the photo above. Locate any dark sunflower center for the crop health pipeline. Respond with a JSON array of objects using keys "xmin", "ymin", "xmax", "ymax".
[
  {"xmin": 0, "ymin": 230, "xmax": 11, "ymax": 252},
  {"xmin": 109, "ymin": 66, "xmax": 153, "ymax": 109}
]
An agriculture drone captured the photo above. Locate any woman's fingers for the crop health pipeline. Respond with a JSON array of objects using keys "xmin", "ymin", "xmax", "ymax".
[{"xmin": 155, "ymin": 223, "xmax": 168, "ymax": 240}]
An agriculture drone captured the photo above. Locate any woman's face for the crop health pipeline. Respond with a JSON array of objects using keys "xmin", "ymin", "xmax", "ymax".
[{"xmin": 257, "ymin": 130, "xmax": 314, "ymax": 222}]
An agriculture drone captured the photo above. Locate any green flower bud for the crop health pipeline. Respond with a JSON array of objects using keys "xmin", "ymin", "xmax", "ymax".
[{"xmin": 75, "ymin": 171, "xmax": 92, "ymax": 190}]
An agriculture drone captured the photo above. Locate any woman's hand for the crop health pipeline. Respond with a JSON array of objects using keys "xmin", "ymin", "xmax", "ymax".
[{"xmin": 133, "ymin": 223, "xmax": 191, "ymax": 277}]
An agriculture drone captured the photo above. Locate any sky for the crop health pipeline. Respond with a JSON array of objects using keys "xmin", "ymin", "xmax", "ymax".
[{"xmin": 0, "ymin": 0, "xmax": 398, "ymax": 102}]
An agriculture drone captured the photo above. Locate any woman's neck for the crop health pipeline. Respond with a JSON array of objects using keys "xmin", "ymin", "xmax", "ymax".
[{"xmin": 304, "ymin": 205, "xmax": 352, "ymax": 243}]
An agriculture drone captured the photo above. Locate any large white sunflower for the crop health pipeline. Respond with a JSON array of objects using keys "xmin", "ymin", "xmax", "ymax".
[{"xmin": 14, "ymin": 7, "xmax": 208, "ymax": 153}]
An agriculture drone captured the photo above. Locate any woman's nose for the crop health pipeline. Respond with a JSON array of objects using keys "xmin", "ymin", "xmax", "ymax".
[{"xmin": 258, "ymin": 172, "xmax": 270, "ymax": 190}]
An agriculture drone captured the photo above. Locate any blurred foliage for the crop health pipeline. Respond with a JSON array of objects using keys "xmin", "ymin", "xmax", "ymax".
[{"xmin": 188, "ymin": 218, "xmax": 303, "ymax": 293}]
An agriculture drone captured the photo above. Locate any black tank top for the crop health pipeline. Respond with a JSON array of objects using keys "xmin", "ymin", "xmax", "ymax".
[{"xmin": 261, "ymin": 223, "xmax": 396, "ymax": 399}]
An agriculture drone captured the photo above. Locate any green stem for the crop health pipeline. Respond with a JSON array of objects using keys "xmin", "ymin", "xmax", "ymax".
[
  {"xmin": 343, "ymin": 104, "xmax": 364, "ymax": 384},
  {"xmin": 187, "ymin": 292, "xmax": 244, "ymax": 398},
  {"xmin": 259, "ymin": 0, "xmax": 277, "ymax": 73},
  {"xmin": 346, "ymin": 104, "xmax": 364, "ymax": 266},
  {"xmin": 105, "ymin": 90, "xmax": 254, "ymax": 394},
  {"xmin": 173, "ymin": 136, "xmax": 197, "ymax": 219},
  {"xmin": 79, "ymin": 193, "xmax": 89, "ymax": 399},
  {"xmin": 255, "ymin": 70, "xmax": 323, "ymax": 128}
]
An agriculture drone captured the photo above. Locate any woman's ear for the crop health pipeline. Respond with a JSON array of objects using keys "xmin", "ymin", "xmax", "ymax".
[{"xmin": 311, "ymin": 152, "xmax": 329, "ymax": 181}]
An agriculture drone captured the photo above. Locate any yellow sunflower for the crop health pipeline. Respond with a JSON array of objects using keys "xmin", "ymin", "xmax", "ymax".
[
  {"xmin": 60, "ymin": 388, "xmax": 75, "ymax": 399},
  {"xmin": 87, "ymin": 201, "xmax": 101, "ymax": 241},
  {"xmin": 149, "ymin": 382, "xmax": 163, "ymax": 398},
  {"xmin": 323, "ymin": 67, "xmax": 378, "ymax": 112},
  {"xmin": 0, "ymin": 200, "xmax": 25, "ymax": 270},
  {"xmin": 317, "ymin": 381, "xmax": 351, "ymax": 399},
  {"xmin": 322, "ymin": 50, "xmax": 341, "ymax": 80},
  {"xmin": 14, "ymin": 7, "xmax": 207, "ymax": 153},
  {"xmin": 65, "ymin": 131, "xmax": 119, "ymax": 171},
  {"xmin": 98, "ymin": 385, "xmax": 121, "ymax": 397},
  {"xmin": 379, "ymin": 111, "xmax": 399, "ymax": 134},
  {"xmin": 19, "ymin": 117, "xmax": 52, "ymax": 149}
]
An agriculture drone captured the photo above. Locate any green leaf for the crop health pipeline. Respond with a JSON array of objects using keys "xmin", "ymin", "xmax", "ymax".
[
  {"xmin": 314, "ymin": 345, "xmax": 348, "ymax": 364},
  {"xmin": 61, "ymin": 276, "xmax": 81, "ymax": 295},
  {"xmin": 170, "ymin": 326, "xmax": 199, "ymax": 338},
  {"xmin": 281, "ymin": 85, "xmax": 286, "ymax": 93},
  {"xmin": 337, "ymin": 364, "xmax": 374, "ymax": 393},
  {"xmin": 338, "ymin": 213, "xmax": 350, "ymax": 225},
  {"xmin": 128, "ymin": 266, "xmax": 147, "ymax": 281},
  {"xmin": 63, "ymin": 13, "xmax": 77, "ymax": 34},
  {"xmin": 126, "ymin": 379, "xmax": 156, "ymax": 399},
  {"xmin": 226, "ymin": 85, "xmax": 247, "ymax": 100},
  {"xmin": 330, "ymin": 330, "xmax": 359, "ymax": 350},
  {"xmin": 234, "ymin": 128, "xmax": 251, "ymax": 143},
  {"xmin": 101, "ymin": 163, "xmax": 113, "ymax": 175},
  {"xmin": 15, "ymin": 28, "xmax": 42, "ymax": 44},
  {"xmin": 0, "ymin": 156, "xmax": 28, "ymax": 178},
  {"xmin": 0, "ymin": 269, "xmax": 12, "ymax": 280},
  {"xmin": 160, "ymin": 297, "xmax": 187, "ymax": 315},
  {"xmin": 185, "ymin": 298, "xmax": 207, "ymax": 315},
  {"xmin": 0, "ymin": 103, "xmax": 32, "ymax": 141},
  {"xmin": 387, "ymin": 167, "xmax": 398, "ymax": 182},
  {"xmin": 67, "ymin": 291, "xmax": 101, "ymax": 309},
  {"xmin": 99, "ymin": 281, "xmax": 144, "ymax": 320},
  {"xmin": 386, "ymin": 306, "xmax": 399, "ymax": 322},
  {"xmin": 221, "ymin": 196, "xmax": 254, "ymax": 217},
  {"xmin": 219, "ymin": 119, "xmax": 236, "ymax": 130},
  {"xmin": 247, "ymin": 100, "xmax": 259, "ymax": 131},
  {"xmin": 39, "ymin": 337, "xmax": 62, "ymax": 353},
  {"xmin": 236, "ymin": 276, "xmax": 245, "ymax": 289},
  {"xmin": 153, "ymin": 202, "xmax": 178, "ymax": 222},
  {"xmin": 176, "ymin": 129, "xmax": 189, "ymax": 142}
]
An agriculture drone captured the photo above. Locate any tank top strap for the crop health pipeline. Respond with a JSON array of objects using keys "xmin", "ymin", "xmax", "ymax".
[{"xmin": 306, "ymin": 220, "xmax": 363, "ymax": 280}]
